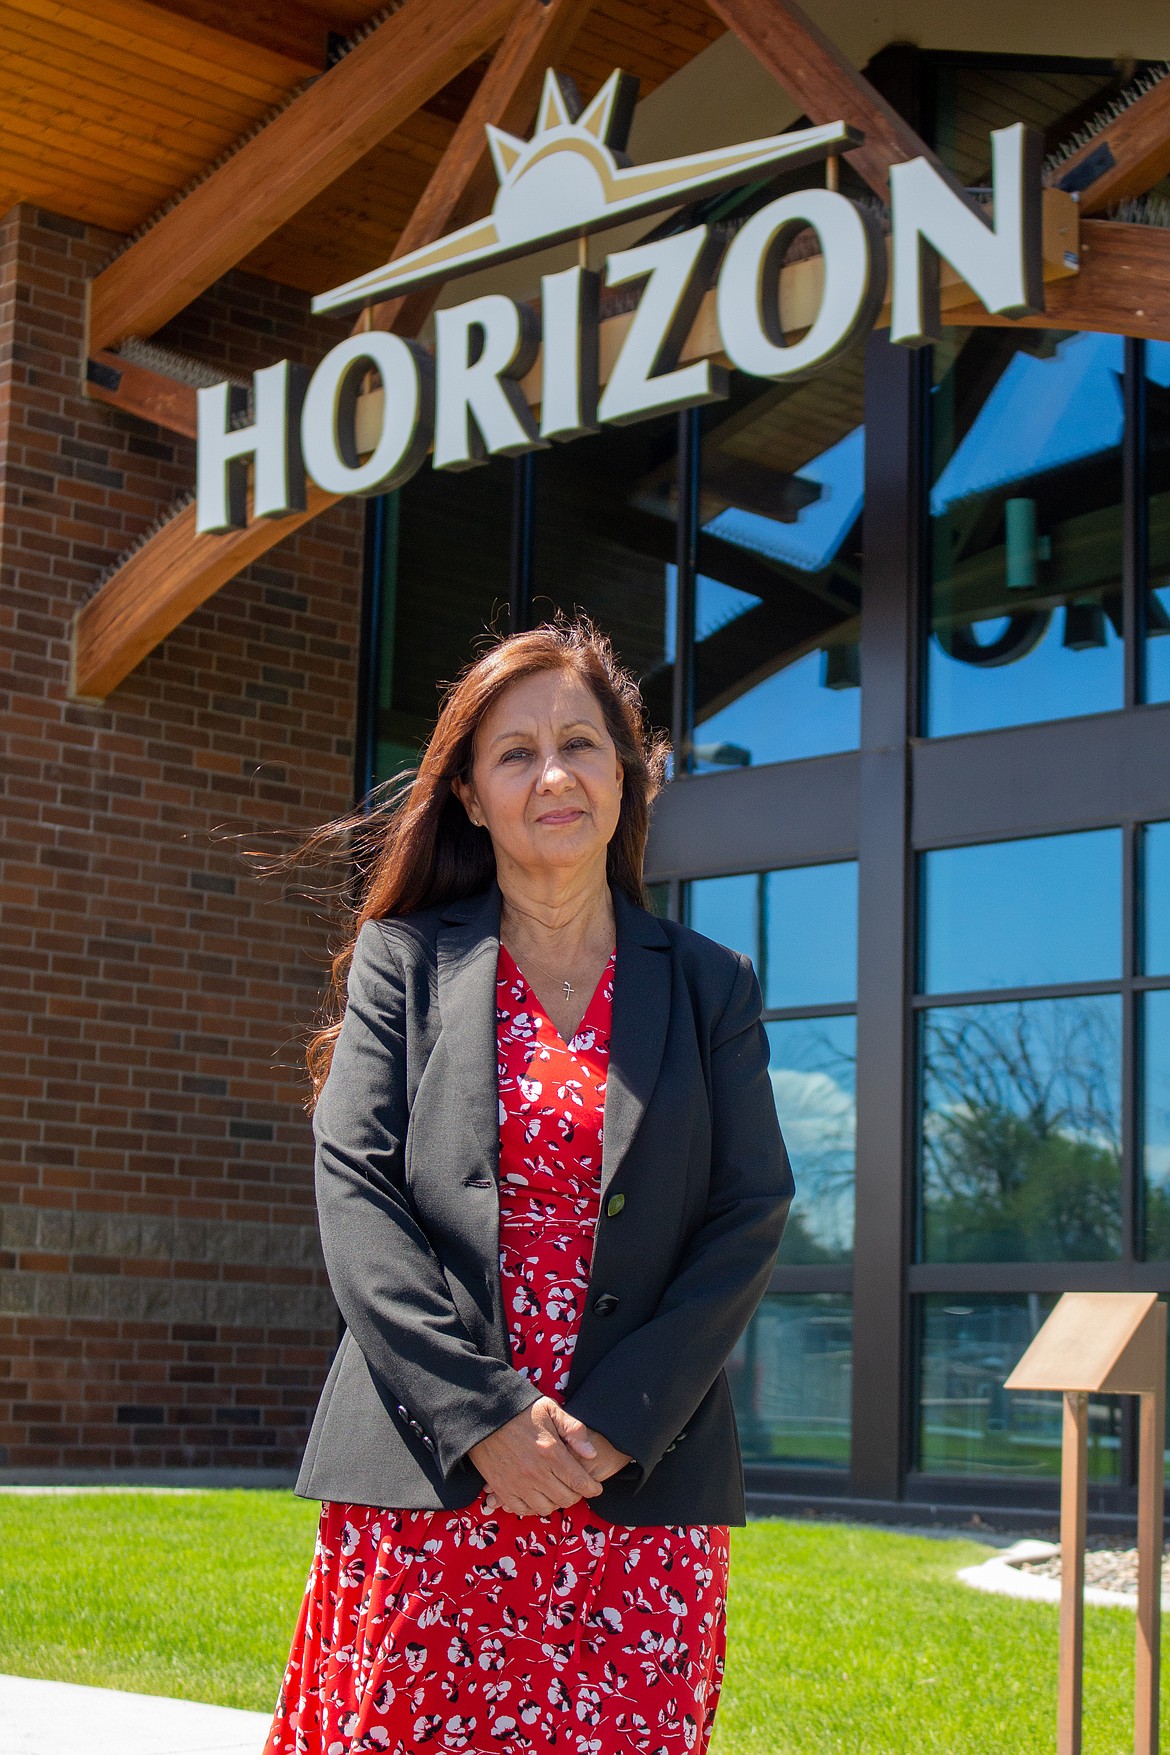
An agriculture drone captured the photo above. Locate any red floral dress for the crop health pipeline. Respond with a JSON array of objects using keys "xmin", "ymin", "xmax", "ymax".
[{"xmin": 266, "ymin": 944, "xmax": 730, "ymax": 1755}]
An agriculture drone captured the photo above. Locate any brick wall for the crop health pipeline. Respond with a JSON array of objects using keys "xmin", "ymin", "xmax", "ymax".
[{"xmin": 0, "ymin": 203, "xmax": 365, "ymax": 1481}]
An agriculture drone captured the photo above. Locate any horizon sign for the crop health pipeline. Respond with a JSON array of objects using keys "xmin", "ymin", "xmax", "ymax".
[{"xmin": 195, "ymin": 68, "xmax": 1047, "ymax": 535}]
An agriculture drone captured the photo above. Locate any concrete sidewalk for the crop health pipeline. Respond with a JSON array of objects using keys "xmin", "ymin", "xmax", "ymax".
[{"xmin": 0, "ymin": 1673, "xmax": 271, "ymax": 1754}]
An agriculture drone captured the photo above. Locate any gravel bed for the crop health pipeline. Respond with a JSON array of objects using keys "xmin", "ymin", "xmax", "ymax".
[{"xmin": 1016, "ymin": 1538, "xmax": 1170, "ymax": 1595}]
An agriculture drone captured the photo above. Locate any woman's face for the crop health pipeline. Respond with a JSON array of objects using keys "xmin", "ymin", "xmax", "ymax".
[{"xmin": 454, "ymin": 668, "xmax": 624, "ymax": 887}]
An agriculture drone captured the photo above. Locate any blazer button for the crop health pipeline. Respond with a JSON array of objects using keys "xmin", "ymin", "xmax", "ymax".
[
  {"xmin": 606, "ymin": 1193, "xmax": 625, "ymax": 1217},
  {"xmin": 592, "ymin": 1292, "xmax": 619, "ymax": 1316}
]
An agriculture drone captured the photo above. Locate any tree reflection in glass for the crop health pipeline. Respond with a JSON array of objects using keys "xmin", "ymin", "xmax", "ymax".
[
  {"xmin": 919, "ymin": 996, "xmax": 1122, "ymax": 1262},
  {"xmin": 726, "ymin": 1293, "xmax": 852, "ymax": 1468},
  {"xmin": 1144, "ymin": 990, "xmax": 1170, "ymax": 1258},
  {"xmin": 768, "ymin": 1018, "xmax": 855, "ymax": 1263}
]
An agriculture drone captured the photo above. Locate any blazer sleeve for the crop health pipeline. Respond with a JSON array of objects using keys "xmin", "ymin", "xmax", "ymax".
[
  {"xmin": 311, "ymin": 918, "xmax": 541, "ymax": 1480},
  {"xmin": 562, "ymin": 950, "xmax": 794, "ymax": 1486}
]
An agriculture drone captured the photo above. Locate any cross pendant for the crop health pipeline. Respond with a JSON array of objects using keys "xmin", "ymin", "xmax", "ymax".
[{"xmin": 563, "ymin": 980, "xmax": 573, "ymax": 1000}]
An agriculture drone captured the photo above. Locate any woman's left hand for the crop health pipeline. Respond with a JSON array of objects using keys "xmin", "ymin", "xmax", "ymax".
[{"xmin": 481, "ymin": 1425, "xmax": 631, "ymax": 1513}]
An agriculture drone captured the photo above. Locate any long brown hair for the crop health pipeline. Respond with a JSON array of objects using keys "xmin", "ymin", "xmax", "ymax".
[{"xmin": 296, "ymin": 616, "xmax": 669, "ymax": 1108}]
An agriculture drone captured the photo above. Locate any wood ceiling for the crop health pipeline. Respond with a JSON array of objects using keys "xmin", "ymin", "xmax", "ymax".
[{"xmin": 1, "ymin": 0, "xmax": 724, "ymax": 293}]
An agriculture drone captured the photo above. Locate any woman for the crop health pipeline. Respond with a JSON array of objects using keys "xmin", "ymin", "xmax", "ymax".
[{"xmin": 266, "ymin": 618, "xmax": 794, "ymax": 1755}]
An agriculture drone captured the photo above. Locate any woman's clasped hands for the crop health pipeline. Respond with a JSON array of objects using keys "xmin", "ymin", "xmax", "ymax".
[{"xmin": 468, "ymin": 1396, "xmax": 633, "ymax": 1516}]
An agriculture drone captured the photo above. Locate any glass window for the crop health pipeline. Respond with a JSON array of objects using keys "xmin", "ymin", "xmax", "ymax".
[
  {"xmin": 1143, "ymin": 821, "xmax": 1170, "ymax": 977},
  {"xmin": 688, "ymin": 863, "xmax": 858, "ymax": 1265},
  {"xmin": 768, "ymin": 1018, "xmax": 855, "ymax": 1263},
  {"xmin": 692, "ymin": 356, "xmax": 863, "ymax": 771},
  {"xmin": 686, "ymin": 862, "xmax": 858, "ymax": 1008},
  {"xmin": 728, "ymin": 1293, "xmax": 851, "ymax": 1469},
  {"xmin": 373, "ymin": 464, "xmax": 512, "ymax": 784},
  {"xmin": 685, "ymin": 872, "xmax": 758, "ymax": 966},
  {"xmin": 1143, "ymin": 990, "xmax": 1170, "ymax": 1259},
  {"xmin": 1145, "ymin": 340, "xmax": 1170, "ymax": 704},
  {"xmin": 764, "ymin": 862, "xmax": 858, "ymax": 1008},
  {"xmin": 531, "ymin": 416, "xmax": 676, "ymax": 741},
  {"xmin": 919, "ymin": 997, "xmax": 1122, "ymax": 1262},
  {"xmin": 921, "ymin": 830, "xmax": 1122, "ymax": 995},
  {"xmin": 925, "ymin": 328, "xmax": 1124, "ymax": 738},
  {"xmin": 917, "ymin": 1294, "xmax": 1120, "ymax": 1480}
]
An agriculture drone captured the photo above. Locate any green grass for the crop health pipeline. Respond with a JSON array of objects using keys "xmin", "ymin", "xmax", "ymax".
[
  {"xmin": 0, "ymin": 1491, "xmax": 1156, "ymax": 1752},
  {"xmin": 0, "ymin": 1490, "xmax": 319, "ymax": 1712}
]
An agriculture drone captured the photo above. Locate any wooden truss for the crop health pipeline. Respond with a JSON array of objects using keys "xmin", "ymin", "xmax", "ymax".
[{"xmin": 72, "ymin": 0, "xmax": 1170, "ymax": 700}]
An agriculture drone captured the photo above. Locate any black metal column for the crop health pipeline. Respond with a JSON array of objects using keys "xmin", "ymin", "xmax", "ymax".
[
  {"xmin": 850, "ymin": 330, "xmax": 926, "ymax": 1500},
  {"xmin": 671, "ymin": 406, "xmax": 700, "ymax": 775},
  {"xmin": 355, "ymin": 494, "xmax": 390, "ymax": 808}
]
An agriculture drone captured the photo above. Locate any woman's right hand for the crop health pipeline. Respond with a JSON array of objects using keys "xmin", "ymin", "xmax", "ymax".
[{"xmin": 468, "ymin": 1397, "xmax": 603, "ymax": 1516}]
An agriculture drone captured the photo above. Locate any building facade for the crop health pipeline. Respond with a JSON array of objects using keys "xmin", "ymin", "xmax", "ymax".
[{"xmin": 2, "ymin": 0, "xmax": 1169, "ymax": 1520}]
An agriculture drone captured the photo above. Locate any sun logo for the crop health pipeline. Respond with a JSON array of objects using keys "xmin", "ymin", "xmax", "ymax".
[{"xmin": 312, "ymin": 68, "xmax": 858, "ymax": 316}]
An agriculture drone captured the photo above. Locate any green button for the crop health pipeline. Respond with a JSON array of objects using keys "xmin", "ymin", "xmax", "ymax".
[{"xmin": 606, "ymin": 1193, "xmax": 625, "ymax": 1217}]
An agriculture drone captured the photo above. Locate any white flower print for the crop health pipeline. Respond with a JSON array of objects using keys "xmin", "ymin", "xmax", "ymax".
[{"xmin": 263, "ymin": 945, "xmax": 728, "ymax": 1755}]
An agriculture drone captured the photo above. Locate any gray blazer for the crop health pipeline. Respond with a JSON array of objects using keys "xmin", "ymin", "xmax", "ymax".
[{"xmin": 295, "ymin": 879, "xmax": 794, "ymax": 1526}]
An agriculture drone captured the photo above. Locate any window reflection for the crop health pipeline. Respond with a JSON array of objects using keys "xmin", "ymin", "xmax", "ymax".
[
  {"xmin": 686, "ymin": 872, "xmax": 757, "ymax": 966},
  {"xmin": 919, "ymin": 997, "xmax": 1122, "ymax": 1262},
  {"xmin": 373, "ymin": 466, "xmax": 512, "ymax": 784},
  {"xmin": 1145, "ymin": 340, "xmax": 1170, "ymax": 704},
  {"xmin": 686, "ymin": 862, "xmax": 858, "ymax": 1009},
  {"xmin": 1143, "ymin": 991, "xmax": 1170, "ymax": 1259},
  {"xmin": 926, "ymin": 329, "xmax": 1125, "ymax": 737},
  {"xmin": 768, "ymin": 1018, "xmax": 855, "ymax": 1263},
  {"xmin": 764, "ymin": 863, "xmax": 858, "ymax": 1008},
  {"xmin": 688, "ymin": 864, "xmax": 858, "ymax": 1265},
  {"xmin": 531, "ymin": 416, "xmax": 676, "ymax": 739},
  {"xmin": 917, "ymin": 1295, "xmax": 1120, "ymax": 1480},
  {"xmin": 1143, "ymin": 820, "xmax": 1170, "ymax": 976},
  {"xmin": 691, "ymin": 356, "xmax": 863, "ymax": 771},
  {"xmin": 921, "ymin": 830, "xmax": 1122, "ymax": 995},
  {"xmin": 728, "ymin": 1293, "xmax": 851, "ymax": 1469}
]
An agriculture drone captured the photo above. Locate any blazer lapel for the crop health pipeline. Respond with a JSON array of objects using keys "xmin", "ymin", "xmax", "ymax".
[
  {"xmin": 601, "ymin": 889, "xmax": 671, "ymax": 1201},
  {"xmin": 436, "ymin": 883, "xmax": 503, "ymax": 1183}
]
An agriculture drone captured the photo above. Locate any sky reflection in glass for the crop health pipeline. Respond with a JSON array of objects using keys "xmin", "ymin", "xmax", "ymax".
[
  {"xmin": 921, "ymin": 829, "xmax": 1121, "ymax": 995},
  {"xmin": 927, "ymin": 330, "xmax": 1124, "ymax": 737},
  {"xmin": 768, "ymin": 1017, "xmax": 855, "ymax": 1263},
  {"xmin": 764, "ymin": 863, "xmax": 858, "ymax": 1008},
  {"xmin": 1145, "ymin": 821, "xmax": 1170, "ymax": 977},
  {"xmin": 687, "ymin": 862, "xmax": 858, "ymax": 1010},
  {"xmin": 706, "ymin": 425, "xmax": 864, "ymax": 575},
  {"xmin": 1147, "ymin": 342, "xmax": 1170, "ymax": 704}
]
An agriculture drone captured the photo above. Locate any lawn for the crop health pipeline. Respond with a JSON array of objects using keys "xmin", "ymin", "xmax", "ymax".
[{"xmin": 0, "ymin": 1490, "xmax": 1153, "ymax": 1753}]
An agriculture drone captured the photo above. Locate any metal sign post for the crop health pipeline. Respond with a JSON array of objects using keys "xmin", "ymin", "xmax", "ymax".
[{"xmin": 1005, "ymin": 1292, "xmax": 1167, "ymax": 1755}]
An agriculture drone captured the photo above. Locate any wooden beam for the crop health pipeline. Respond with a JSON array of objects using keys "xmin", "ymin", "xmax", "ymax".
[
  {"xmin": 87, "ymin": 0, "xmax": 517, "ymax": 352},
  {"xmin": 73, "ymin": 0, "xmax": 596, "ymax": 700},
  {"xmin": 1050, "ymin": 72, "xmax": 1170, "ymax": 216},
  {"xmin": 945, "ymin": 219, "xmax": 1170, "ymax": 342},
  {"xmin": 135, "ymin": 0, "xmax": 328, "ymax": 71},
  {"xmin": 72, "ymin": 489, "xmax": 337, "ymax": 702},
  {"xmin": 701, "ymin": 0, "xmax": 946, "ymax": 205},
  {"xmin": 85, "ymin": 350, "xmax": 200, "ymax": 439},
  {"xmin": 367, "ymin": 0, "xmax": 599, "ymax": 340}
]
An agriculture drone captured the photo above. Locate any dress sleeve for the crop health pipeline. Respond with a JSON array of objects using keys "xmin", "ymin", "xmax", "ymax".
[
  {"xmin": 562, "ymin": 951, "xmax": 794, "ymax": 1486},
  {"xmin": 311, "ymin": 918, "xmax": 541, "ymax": 1480}
]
